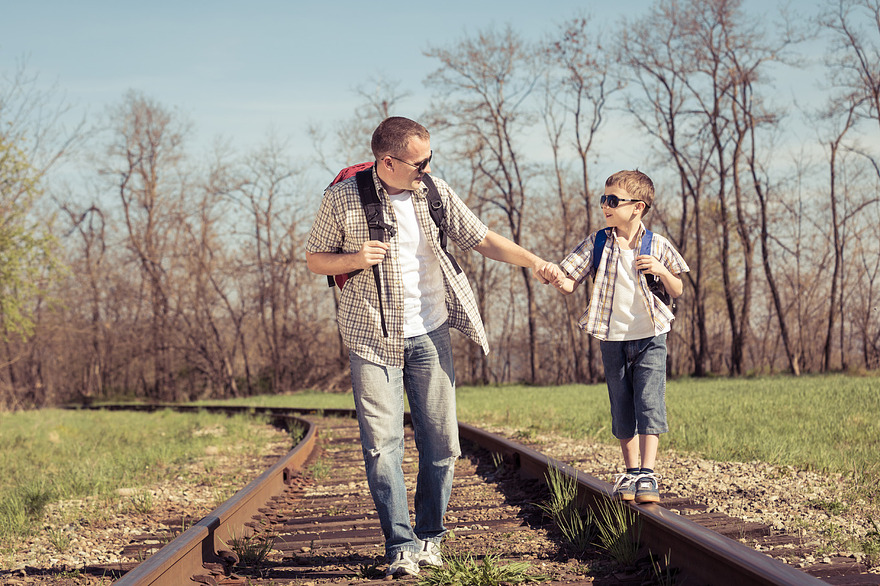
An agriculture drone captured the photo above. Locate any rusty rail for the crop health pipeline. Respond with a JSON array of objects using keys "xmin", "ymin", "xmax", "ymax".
[{"xmin": 72, "ymin": 405, "xmax": 833, "ymax": 585}]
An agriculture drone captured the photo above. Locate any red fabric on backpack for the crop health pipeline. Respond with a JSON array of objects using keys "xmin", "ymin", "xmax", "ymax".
[
  {"xmin": 328, "ymin": 162, "xmax": 375, "ymax": 290},
  {"xmin": 330, "ymin": 161, "xmax": 374, "ymax": 186}
]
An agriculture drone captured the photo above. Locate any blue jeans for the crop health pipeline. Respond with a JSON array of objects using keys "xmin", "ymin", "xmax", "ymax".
[
  {"xmin": 349, "ymin": 322, "xmax": 460, "ymax": 559},
  {"xmin": 600, "ymin": 333, "xmax": 669, "ymax": 439}
]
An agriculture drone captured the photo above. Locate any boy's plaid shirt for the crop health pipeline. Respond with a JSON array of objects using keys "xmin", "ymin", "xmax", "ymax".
[
  {"xmin": 306, "ymin": 167, "xmax": 490, "ymax": 368},
  {"xmin": 560, "ymin": 225, "xmax": 689, "ymax": 341}
]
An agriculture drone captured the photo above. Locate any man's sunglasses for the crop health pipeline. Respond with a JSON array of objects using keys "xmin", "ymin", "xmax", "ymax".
[
  {"xmin": 388, "ymin": 150, "xmax": 433, "ymax": 173},
  {"xmin": 600, "ymin": 194, "xmax": 647, "ymax": 209}
]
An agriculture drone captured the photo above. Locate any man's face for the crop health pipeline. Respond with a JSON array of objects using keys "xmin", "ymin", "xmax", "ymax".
[{"xmin": 381, "ymin": 136, "xmax": 432, "ymax": 194}]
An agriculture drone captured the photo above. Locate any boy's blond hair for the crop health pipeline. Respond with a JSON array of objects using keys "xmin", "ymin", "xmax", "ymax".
[{"xmin": 606, "ymin": 170, "xmax": 654, "ymax": 215}]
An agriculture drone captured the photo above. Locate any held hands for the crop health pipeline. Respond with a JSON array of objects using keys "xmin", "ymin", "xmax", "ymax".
[{"xmin": 534, "ymin": 262, "xmax": 566, "ymax": 287}]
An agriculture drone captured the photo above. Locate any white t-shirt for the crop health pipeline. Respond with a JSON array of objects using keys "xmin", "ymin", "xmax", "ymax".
[
  {"xmin": 389, "ymin": 191, "xmax": 449, "ymax": 338},
  {"xmin": 607, "ymin": 247, "xmax": 667, "ymax": 341}
]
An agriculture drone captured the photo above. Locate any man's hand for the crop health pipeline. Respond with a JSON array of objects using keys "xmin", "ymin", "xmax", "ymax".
[
  {"xmin": 357, "ymin": 240, "xmax": 389, "ymax": 269},
  {"xmin": 534, "ymin": 261, "xmax": 564, "ymax": 286}
]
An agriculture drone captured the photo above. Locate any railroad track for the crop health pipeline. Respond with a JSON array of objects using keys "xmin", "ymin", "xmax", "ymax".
[{"xmin": 75, "ymin": 404, "xmax": 876, "ymax": 585}]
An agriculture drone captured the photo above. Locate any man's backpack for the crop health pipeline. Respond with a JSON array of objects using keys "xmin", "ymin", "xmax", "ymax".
[
  {"xmin": 592, "ymin": 228, "xmax": 673, "ymax": 308},
  {"xmin": 326, "ymin": 163, "xmax": 462, "ymax": 337}
]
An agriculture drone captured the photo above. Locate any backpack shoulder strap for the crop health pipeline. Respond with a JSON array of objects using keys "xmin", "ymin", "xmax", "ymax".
[
  {"xmin": 356, "ymin": 169, "xmax": 395, "ymax": 242},
  {"xmin": 421, "ymin": 174, "xmax": 461, "ymax": 274},
  {"xmin": 355, "ymin": 169, "xmax": 391, "ymax": 337},
  {"xmin": 640, "ymin": 229, "xmax": 654, "ymax": 256},
  {"xmin": 592, "ymin": 228, "xmax": 610, "ymax": 273}
]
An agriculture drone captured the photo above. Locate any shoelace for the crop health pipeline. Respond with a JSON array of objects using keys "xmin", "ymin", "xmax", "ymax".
[
  {"xmin": 613, "ymin": 472, "xmax": 638, "ymax": 491},
  {"xmin": 637, "ymin": 472, "xmax": 661, "ymax": 486}
]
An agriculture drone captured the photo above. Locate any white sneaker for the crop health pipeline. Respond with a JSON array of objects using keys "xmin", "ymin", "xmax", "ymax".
[
  {"xmin": 415, "ymin": 540, "xmax": 443, "ymax": 567},
  {"xmin": 386, "ymin": 550, "xmax": 420, "ymax": 577}
]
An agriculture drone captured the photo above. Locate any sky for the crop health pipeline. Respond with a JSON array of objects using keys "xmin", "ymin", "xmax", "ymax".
[{"xmin": 0, "ymin": 0, "xmax": 837, "ymax": 183}]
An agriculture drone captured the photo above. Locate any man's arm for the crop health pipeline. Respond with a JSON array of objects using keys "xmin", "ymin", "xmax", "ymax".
[
  {"xmin": 306, "ymin": 241, "xmax": 389, "ymax": 276},
  {"xmin": 472, "ymin": 230, "xmax": 553, "ymax": 283}
]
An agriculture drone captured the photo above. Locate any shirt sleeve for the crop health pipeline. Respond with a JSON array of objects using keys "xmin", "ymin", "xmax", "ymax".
[
  {"xmin": 560, "ymin": 233, "xmax": 597, "ymax": 284},
  {"xmin": 305, "ymin": 188, "xmax": 344, "ymax": 254},
  {"xmin": 432, "ymin": 177, "xmax": 488, "ymax": 251},
  {"xmin": 657, "ymin": 235, "xmax": 689, "ymax": 275}
]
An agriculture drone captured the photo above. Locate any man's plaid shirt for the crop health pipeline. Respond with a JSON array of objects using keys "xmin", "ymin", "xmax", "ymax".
[
  {"xmin": 306, "ymin": 167, "xmax": 490, "ymax": 368},
  {"xmin": 560, "ymin": 225, "xmax": 689, "ymax": 341}
]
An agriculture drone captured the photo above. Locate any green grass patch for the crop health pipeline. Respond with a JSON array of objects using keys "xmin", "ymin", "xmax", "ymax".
[
  {"xmin": 204, "ymin": 374, "xmax": 880, "ymax": 482},
  {"xmin": 454, "ymin": 374, "xmax": 880, "ymax": 481},
  {"xmin": 0, "ymin": 408, "xmax": 281, "ymax": 546}
]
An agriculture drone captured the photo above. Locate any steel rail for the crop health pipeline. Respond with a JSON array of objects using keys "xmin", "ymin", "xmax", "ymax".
[
  {"xmin": 74, "ymin": 404, "xmax": 825, "ymax": 585},
  {"xmin": 457, "ymin": 421, "xmax": 823, "ymax": 586},
  {"xmin": 92, "ymin": 406, "xmax": 323, "ymax": 586}
]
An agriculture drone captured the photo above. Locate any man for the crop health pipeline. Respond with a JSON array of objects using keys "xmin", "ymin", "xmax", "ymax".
[{"xmin": 306, "ymin": 117, "xmax": 551, "ymax": 578}]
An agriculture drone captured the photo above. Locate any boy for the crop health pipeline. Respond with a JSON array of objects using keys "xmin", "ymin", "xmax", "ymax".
[{"xmin": 541, "ymin": 170, "xmax": 688, "ymax": 503}]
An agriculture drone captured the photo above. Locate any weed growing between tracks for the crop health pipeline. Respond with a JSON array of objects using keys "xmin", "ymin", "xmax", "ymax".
[
  {"xmin": 418, "ymin": 551, "xmax": 549, "ymax": 586},
  {"xmin": 537, "ymin": 464, "xmax": 596, "ymax": 554},
  {"xmin": 222, "ymin": 522, "xmax": 277, "ymax": 568}
]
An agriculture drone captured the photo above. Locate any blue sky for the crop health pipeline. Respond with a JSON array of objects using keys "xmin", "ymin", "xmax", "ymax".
[{"xmin": 1, "ymin": 0, "xmax": 833, "ymax": 178}]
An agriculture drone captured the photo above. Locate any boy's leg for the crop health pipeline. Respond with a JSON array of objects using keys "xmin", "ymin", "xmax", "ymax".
[
  {"xmin": 602, "ymin": 340, "xmax": 641, "ymax": 500},
  {"xmin": 619, "ymin": 436, "xmax": 640, "ymax": 468},
  {"xmin": 630, "ymin": 334, "xmax": 668, "ymax": 503},
  {"xmin": 639, "ymin": 433, "xmax": 659, "ymax": 470}
]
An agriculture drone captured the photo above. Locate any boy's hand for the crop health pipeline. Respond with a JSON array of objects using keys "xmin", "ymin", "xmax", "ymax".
[{"xmin": 636, "ymin": 255, "xmax": 666, "ymax": 277}]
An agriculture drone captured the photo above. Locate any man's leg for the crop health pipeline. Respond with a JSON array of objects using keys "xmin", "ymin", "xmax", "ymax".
[
  {"xmin": 349, "ymin": 351, "xmax": 420, "ymax": 559},
  {"xmin": 403, "ymin": 323, "xmax": 460, "ymax": 545}
]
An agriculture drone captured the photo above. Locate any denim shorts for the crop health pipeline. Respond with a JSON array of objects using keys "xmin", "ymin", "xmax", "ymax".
[{"xmin": 600, "ymin": 333, "xmax": 668, "ymax": 439}]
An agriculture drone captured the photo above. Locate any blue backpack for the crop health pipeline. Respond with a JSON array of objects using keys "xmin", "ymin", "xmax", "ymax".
[{"xmin": 592, "ymin": 228, "xmax": 673, "ymax": 308}]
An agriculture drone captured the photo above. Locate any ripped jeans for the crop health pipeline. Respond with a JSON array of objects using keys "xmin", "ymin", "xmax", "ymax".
[{"xmin": 349, "ymin": 322, "xmax": 460, "ymax": 559}]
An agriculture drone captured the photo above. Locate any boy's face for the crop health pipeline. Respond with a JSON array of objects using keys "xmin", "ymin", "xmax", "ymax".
[{"xmin": 602, "ymin": 184, "xmax": 646, "ymax": 228}]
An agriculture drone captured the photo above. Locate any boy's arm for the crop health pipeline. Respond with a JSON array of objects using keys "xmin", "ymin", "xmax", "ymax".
[
  {"xmin": 536, "ymin": 263, "xmax": 579, "ymax": 295},
  {"xmin": 636, "ymin": 255, "xmax": 684, "ymax": 298}
]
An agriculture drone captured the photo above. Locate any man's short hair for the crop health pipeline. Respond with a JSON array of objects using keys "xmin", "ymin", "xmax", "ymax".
[
  {"xmin": 371, "ymin": 117, "xmax": 430, "ymax": 160},
  {"xmin": 606, "ymin": 169, "xmax": 655, "ymax": 213}
]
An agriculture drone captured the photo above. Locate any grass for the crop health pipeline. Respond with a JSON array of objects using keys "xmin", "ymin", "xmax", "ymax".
[
  {"xmin": 0, "ymin": 408, "xmax": 282, "ymax": 548},
  {"xmin": 418, "ymin": 551, "xmax": 549, "ymax": 586},
  {"xmin": 218, "ymin": 374, "xmax": 880, "ymax": 482},
  {"xmin": 3, "ymin": 373, "xmax": 878, "ymax": 568},
  {"xmin": 538, "ymin": 464, "xmax": 596, "ymax": 554},
  {"xmin": 454, "ymin": 374, "xmax": 880, "ymax": 482}
]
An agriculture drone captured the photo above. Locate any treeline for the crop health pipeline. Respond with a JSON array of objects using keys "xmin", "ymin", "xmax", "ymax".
[{"xmin": 1, "ymin": 0, "xmax": 879, "ymax": 409}]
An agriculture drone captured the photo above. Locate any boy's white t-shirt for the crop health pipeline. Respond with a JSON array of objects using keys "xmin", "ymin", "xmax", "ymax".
[
  {"xmin": 388, "ymin": 191, "xmax": 448, "ymax": 338},
  {"xmin": 607, "ymin": 247, "xmax": 668, "ymax": 341}
]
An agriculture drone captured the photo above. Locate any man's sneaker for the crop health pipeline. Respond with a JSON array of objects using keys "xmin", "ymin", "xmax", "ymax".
[
  {"xmin": 612, "ymin": 473, "xmax": 638, "ymax": 501},
  {"xmin": 415, "ymin": 540, "xmax": 443, "ymax": 567},
  {"xmin": 386, "ymin": 551, "xmax": 420, "ymax": 578},
  {"xmin": 634, "ymin": 472, "xmax": 661, "ymax": 504}
]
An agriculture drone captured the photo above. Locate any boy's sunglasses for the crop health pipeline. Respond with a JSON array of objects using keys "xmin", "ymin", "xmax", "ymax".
[
  {"xmin": 600, "ymin": 194, "xmax": 647, "ymax": 209},
  {"xmin": 388, "ymin": 150, "xmax": 433, "ymax": 173}
]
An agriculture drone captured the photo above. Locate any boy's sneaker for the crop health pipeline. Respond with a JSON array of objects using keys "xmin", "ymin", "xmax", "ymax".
[
  {"xmin": 386, "ymin": 551, "xmax": 420, "ymax": 578},
  {"xmin": 634, "ymin": 473, "xmax": 661, "ymax": 504},
  {"xmin": 415, "ymin": 540, "xmax": 443, "ymax": 567},
  {"xmin": 612, "ymin": 473, "xmax": 639, "ymax": 501}
]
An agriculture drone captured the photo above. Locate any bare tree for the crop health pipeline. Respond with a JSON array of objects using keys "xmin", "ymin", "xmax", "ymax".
[
  {"xmin": 541, "ymin": 15, "xmax": 620, "ymax": 382},
  {"xmin": 102, "ymin": 91, "xmax": 190, "ymax": 401},
  {"xmin": 424, "ymin": 26, "xmax": 543, "ymax": 383}
]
